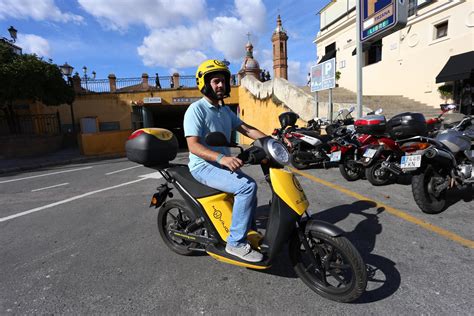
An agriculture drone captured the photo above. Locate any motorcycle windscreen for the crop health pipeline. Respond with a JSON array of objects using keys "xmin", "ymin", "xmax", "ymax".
[{"xmin": 270, "ymin": 168, "xmax": 309, "ymax": 215}]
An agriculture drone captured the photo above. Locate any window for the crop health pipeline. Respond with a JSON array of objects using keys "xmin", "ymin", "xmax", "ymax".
[
  {"xmin": 325, "ymin": 42, "xmax": 336, "ymax": 54},
  {"xmin": 434, "ymin": 21, "xmax": 448, "ymax": 39}
]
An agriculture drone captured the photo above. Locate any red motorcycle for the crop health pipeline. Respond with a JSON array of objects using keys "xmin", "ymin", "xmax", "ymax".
[
  {"xmin": 356, "ymin": 112, "xmax": 428, "ymax": 186},
  {"xmin": 331, "ymin": 109, "xmax": 383, "ymax": 181}
]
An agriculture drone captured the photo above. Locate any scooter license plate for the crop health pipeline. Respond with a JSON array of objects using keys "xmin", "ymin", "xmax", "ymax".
[
  {"xmin": 363, "ymin": 148, "xmax": 377, "ymax": 158},
  {"xmin": 330, "ymin": 151, "xmax": 341, "ymax": 162},
  {"xmin": 400, "ymin": 155, "xmax": 422, "ymax": 169}
]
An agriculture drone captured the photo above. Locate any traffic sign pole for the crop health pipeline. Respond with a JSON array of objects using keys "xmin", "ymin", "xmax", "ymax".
[{"xmin": 356, "ymin": 0, "xmax": 364, "ymax": 118}]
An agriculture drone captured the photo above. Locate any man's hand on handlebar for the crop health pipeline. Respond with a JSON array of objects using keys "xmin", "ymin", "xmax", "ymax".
[{"xmin": 219, "ymin": 156, "xmax": 243, "ymax": 172}]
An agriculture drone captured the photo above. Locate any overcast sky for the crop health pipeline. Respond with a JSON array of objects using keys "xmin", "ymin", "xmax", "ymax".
[{"xmin": 0, "ymin": 0, "xmax": 328, "ymax": 85}]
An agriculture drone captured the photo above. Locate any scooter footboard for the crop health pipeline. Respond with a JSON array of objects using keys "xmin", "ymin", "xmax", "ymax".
[{"xmin": 304, "ymin": 220, "xmax": 345, "ymax": 237}]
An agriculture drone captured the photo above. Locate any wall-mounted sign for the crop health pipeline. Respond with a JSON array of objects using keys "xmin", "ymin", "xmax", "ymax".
[
  {"xmin": 143, "ymin": 97, "xmax": 162, "ymax": 104},
  {"xmin": 172, "ymin": 97, "xmax": 201, "ymax": 104}
]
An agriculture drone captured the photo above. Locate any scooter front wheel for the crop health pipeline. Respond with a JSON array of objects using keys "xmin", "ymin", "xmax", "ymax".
[
  {"xmin": 289, "ymin": 230, "xmax": 367, "ymax": 303},
  {"xmin": 157, "ymin": 200, "xmax": 200, "ymax": 255}
]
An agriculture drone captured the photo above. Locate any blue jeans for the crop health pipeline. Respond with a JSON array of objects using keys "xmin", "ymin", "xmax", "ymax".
[{"xmin": 190, "ymin": 162, "xmax": 257, "ymax": 247}]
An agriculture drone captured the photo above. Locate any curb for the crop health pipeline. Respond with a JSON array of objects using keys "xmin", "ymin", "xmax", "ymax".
[{"xmin": 0, "ymin": 153, "xmax": 126, "ymax": 175}]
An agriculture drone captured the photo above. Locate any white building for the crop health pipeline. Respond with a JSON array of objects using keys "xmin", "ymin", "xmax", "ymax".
[{"xmin": 315, "ymin": 0, "xmax": 474, "ymax": 113}]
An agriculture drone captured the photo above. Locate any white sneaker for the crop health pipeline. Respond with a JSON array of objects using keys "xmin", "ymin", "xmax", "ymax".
[{"xmin": 225, "ymin": 243, "xmax": 263, "ymax": 262}]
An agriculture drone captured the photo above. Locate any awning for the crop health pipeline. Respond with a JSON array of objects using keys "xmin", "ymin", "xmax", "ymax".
[
  {"xmin": 318, "ymin": 50, "xmax": 336, "ymax": 64},
  {"xmin": 436, "ymin": 51, "xmax": 474, "ymax": 83}
]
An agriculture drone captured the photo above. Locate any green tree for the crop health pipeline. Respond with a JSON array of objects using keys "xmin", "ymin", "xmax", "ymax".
[
  {"xmin": 437, "ymin": 84, "xmax": 453, "ymax": 103},
  {"xmin": 0, "ymin": 44, "xmax": 75, "ymax": 133}
]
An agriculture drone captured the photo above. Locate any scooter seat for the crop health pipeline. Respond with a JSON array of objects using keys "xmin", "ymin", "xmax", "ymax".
[{"xmin": 167, "ymin": 165, "xmax": 222, "ymax": 198}]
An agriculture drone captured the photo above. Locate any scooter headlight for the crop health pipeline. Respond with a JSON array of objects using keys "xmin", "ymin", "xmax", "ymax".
[{"xmin": 267, "ymin": 139, "xmax": 290, "ymax": 165}]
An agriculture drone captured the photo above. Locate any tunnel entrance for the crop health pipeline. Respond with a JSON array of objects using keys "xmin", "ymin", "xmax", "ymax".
[{"xmin": 147, "ymin": 103, "xmax": 240, "ymax": 149}]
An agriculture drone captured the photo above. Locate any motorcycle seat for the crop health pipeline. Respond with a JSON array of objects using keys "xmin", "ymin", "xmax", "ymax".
[{"xmin": 167, "ymin": 165, "xmax": 222, "ymax": 198}]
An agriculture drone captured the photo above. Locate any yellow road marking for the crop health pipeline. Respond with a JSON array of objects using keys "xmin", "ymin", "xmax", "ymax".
[{"xmin": 291, "ymin": 168, "xmax": 474, "ymax": 249}]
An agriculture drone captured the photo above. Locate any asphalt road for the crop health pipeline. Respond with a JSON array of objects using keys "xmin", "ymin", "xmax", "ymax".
[{"xmin": 0, "ymin": 153, "xmax": 472, "ymax": 314}]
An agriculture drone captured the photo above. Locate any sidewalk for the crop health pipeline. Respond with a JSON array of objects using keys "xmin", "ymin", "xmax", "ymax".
[{"xmin": 0, "ymin": 147, "xmax": 125, "ymax": 175}]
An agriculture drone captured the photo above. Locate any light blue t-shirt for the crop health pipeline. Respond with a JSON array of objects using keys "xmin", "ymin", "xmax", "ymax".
[{"xmin": 183, "ymin": 97, "xmax": 242, "ymax": 171}]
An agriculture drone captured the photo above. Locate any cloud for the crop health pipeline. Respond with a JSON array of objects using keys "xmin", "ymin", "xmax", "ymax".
[
  {"xmin": 0, "ymin": 0, "xmax": 83, "ymax": 23},
  {"xmin": 288, "ymin": 60, "xmax": 306, "ymax": 85},
  {"xmin": 135, "ymin": 0, "xmax": 267, "ymax": 71},
  {"xmin": 16, "ymin": 34, "xmax": 51, "ymax": 57},
  {"xmin": 78, "ymin": 0, "xmax": 206, "ymax": 31},
  {"xmin": 137, "ymin": 24, "xmax": 210, "ymax": 69}
]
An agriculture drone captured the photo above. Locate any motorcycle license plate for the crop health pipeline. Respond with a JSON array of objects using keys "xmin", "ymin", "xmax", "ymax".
[
  {"xmin": 330, "ymin": 151, "xmax": 341, "ymax": 162},
  {"xmin": 400, "ymin": 155, "xmax": 422, "ymax": 169},
  {"xmin": 363, "ymin": 148, "xmax": 377, "ymax": 158}
]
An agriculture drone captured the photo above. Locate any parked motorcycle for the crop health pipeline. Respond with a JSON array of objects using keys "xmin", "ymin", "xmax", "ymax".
[
  {"xmin": 335, "ymin": 109, "xmax": 384, "ymax": 181},
  {"xmin": 355, "ymin": 112, "xmax": 429, "ymax": 186},
  {"xmin": 398, "ymin": 116, "xmax": 474, "ymax": 213},
  {"xmin": 274, "ymin": 107, "xmax": 356, "ymax": 169},
  {"xmin": 426, "ymin": 103, "xmax": 461, "ymax": 136},
  {"xmin": 125, "ymin": 128, "xmax": 368, "ymax": 302}
]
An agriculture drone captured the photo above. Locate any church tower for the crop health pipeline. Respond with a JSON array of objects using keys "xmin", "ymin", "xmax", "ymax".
[
  {"xmin": 238, "ymin": 35, "xmax": 262, "ymax": 82},
  {"xmin": 272, "ymin": 15, "xmax": 288, "ymax": 80}
]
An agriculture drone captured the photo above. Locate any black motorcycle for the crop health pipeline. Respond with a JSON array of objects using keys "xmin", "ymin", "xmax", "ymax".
[{"xmin": 398, "ymin": 116, "xmax": 473, "ymax": 213}]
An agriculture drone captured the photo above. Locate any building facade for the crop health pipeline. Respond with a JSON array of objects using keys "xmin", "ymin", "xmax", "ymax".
[{"xmin": 315, "ymin": 0, "xmax": 474, "ymax": 110}]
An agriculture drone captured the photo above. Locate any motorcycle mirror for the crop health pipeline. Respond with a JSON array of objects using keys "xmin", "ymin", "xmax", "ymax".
[
  {"xmin": 348, "ymin": 106, "xmax": 355, "ymax": 113},
  {"xmin": 375, "ymin": 108, "xmax": 383, "ymax": 115},
  {"xmin": 447, "ymin": 104, "xmax": 457, "ymax": 110},
  {"xmin": 205, "ymin": 132, "xmax": 231, "ymax": 147}
]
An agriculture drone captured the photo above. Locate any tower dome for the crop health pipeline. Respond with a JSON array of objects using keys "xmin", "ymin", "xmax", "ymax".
[{"xmin": 238, "ymin": 34, "xmax": 262, "ymax": 82}]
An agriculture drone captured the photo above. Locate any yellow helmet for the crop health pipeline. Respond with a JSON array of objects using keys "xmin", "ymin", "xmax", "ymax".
[{"xmin": 195, "ymin": 59, "xmax": 231, "ymax": 99}]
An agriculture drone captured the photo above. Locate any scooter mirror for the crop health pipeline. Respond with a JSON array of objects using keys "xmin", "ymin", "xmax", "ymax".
[
  {"xmin": 375, "ymin": 108, "xmax": 383, "ymax": 115},
  {"xmin": 348, "ymin": 106, "xmax": 355, "ymax": 113},
  {"xmin": 205, "ymin": 132, "xmax": 230, "ymax": 147},
  {"xmin": 447, "ymin": 104, "xmax": 457, "ymax": 110}
]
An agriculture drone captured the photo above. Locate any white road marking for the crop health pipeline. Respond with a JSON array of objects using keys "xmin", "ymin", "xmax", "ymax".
[
  {"xmin": 138, "ymin": 171, "xmax": 163, "ymax": 179},
  {"xmin": 31, "ymin": 183, "xmax": 69, "ymax": 192},
  {"xmin": 0, "ymin": 166, "xmax": 93, "ymax": 184},
  {"xmin": 0, "ymin": 178, "xmax": 147, "ymax": 223},
  {"xmin": 105, "ymin": 165, "xmax": 142, "ymax": 175}
]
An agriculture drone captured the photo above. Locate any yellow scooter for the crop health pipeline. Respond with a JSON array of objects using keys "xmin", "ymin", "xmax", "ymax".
[{"xmin": 126, "ymin": 129, "xmax": 367, "ymax": 302}]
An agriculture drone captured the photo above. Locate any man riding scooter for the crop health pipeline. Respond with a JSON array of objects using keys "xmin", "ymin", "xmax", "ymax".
[{"xmin": 183, "ymin": 59, "xmax": 267, "ymax": 262}]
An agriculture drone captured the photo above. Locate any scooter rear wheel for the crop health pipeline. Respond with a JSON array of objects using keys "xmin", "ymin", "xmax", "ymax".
[
  {"xmin": 157, "ymin": 200, "xmax": 200, "ymax": 255},
  {"xmin": 289, "ymin": 230, "xmax": 367, "ymax": 303}
]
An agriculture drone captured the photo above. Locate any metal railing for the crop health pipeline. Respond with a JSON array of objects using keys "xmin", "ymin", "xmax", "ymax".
[
  {"xmin": 81, "ymin": 78, "xmax": 109, "ymax": 93},
  {"xmin": 78, "ymin": 74, "xmax": 239, "ymax": 94},
  {"xmin": 0, "ymin": 113, "xmax": 61, "ymax": 136}
]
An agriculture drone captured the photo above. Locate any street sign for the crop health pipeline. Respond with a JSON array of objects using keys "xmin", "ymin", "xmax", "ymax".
[
  {"xmin": 360, "ymin": 0, "xmax": 408, "ymax": 43},
  {"xmin": 143, "ymin": 97, "xmax": 162, "ymax": 104},
  {"xmin": 310, "ymin": 58, "xmax": 335, "ymax": 93}
]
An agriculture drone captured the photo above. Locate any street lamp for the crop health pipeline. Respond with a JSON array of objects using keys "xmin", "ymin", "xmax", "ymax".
[
  {"xmin": 82, "ymin": 66, "xmax": 96, "ymax": 91},
  {"xmin": 7, "ymin": 26, "xmax": 17, "ymax": 43},
  {"xmin": 59, "ymin": 62, "xmax": 74, "ymax": 78},
  {"xmin": 1, "ymin": 26, "xmax": 21, "ymax": 54},
  {"xmin": 60, "ymin": 62, "xmax": 76, "ymax": 134}
]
